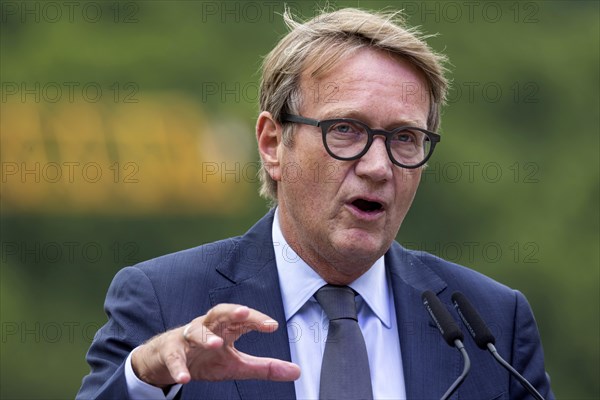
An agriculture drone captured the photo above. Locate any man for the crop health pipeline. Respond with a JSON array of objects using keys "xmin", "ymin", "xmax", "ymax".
[{"xmin": 77, "ymin": 8, "xmax": 554, "ymax": 400}]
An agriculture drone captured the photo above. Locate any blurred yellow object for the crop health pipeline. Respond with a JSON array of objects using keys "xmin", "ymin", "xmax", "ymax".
[{"xmin": 0, "ymin": 93, "xmax": 255, "ymax": 214}]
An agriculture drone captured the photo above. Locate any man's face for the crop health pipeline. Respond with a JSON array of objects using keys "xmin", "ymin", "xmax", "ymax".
[{"xmin": 275, "ymin": 48, "xmax": 430, "ymax": 283}]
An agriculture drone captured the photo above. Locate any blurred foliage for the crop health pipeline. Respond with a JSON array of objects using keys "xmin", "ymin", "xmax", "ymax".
[{"xmin": 1, "ymin": 1, "xmax": 598, "ymax": 399}]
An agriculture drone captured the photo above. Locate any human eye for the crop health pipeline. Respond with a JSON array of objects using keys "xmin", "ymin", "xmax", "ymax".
[
  {"xmin": 391, "ymin": 129, "xmax": 421, "ymax": 145},
  {"xmin": 328, "ymin": 121, "xmax": 363, "ymax": 138}
]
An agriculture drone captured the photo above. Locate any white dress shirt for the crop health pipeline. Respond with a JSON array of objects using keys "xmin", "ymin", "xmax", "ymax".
[
  {"xmin": 125, "ymin": 209, "xmax": 406, "ymax": 399},
  {"xmin": 272, "ymin": 209, "xmax": 406, "ymax": 400}
]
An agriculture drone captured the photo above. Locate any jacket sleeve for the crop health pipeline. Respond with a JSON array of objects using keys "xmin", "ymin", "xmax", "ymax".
[
  {"xmin": 510, "ymin": 290, "xmax": 555, "ymax": 400},
  {"xmin": 76, "ymin": 266, "xmax": 167, "ymax": 400}
]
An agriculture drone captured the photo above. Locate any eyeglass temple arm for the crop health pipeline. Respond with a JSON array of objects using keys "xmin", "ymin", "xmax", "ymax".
[{"xmin": 281, "ymin": 114, "xmax": 320, "ymax": 127}]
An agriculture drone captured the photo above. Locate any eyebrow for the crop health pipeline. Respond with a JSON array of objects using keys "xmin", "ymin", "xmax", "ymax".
[{"xmin": 320, "ymin": 108, "xmax": 426, "ymax": 129}]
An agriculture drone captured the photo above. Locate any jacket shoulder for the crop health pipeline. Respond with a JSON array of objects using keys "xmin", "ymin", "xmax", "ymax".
[
  {"xmin": 412, "ymin": 248, "xmax": 511, "ymax": 290},
  {"xmin": 130, "ymin": 236, "xmax": 242, "ymax": 279},
  {"xmin": 392, "ymin": 242, "xmax": 519, "ymax": 311}
]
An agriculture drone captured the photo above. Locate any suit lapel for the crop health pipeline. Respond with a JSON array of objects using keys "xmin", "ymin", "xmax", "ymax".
[
  {"xmin": 209, "ymin": 211, "xmax": 296, "ymax": 400},
  {"xmin": 205, "ymin": 211, "xmax": 462, "ymax": 399},
  {"xmin": 387, "ymin": 244, "xmax": 462, "ymax": 400}
]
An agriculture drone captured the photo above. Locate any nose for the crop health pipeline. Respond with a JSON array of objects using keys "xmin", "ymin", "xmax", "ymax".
[{"xmin": 354, "ymin": 136, "xmax": 393, "ymax": 182}]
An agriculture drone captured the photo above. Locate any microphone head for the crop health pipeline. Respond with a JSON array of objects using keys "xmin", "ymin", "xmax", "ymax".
[
  {"xmin": 451, "ymin": 291, "xmax": 496, "ymax": 349},
  {"xmin": 422, "ymin": 290, "xmax": 464, "ymax": 347}
]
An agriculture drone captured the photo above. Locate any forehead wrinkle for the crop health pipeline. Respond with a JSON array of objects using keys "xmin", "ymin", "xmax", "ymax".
[
  {"xmin": 339, "ymin": 76, "xmax": 428, "ymax": 110},
  {"xmin": 321, "ymin": 80, "xmax": 427, "ymax": 127},
  {"xmin": 319, "ymin": 97, "xmax": 426, "ymax": 129}
]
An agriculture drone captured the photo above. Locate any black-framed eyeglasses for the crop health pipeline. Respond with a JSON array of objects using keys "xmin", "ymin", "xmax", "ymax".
[{"xmin": 281, "ymin": 114, "xmax": 441, "ymax": 169}]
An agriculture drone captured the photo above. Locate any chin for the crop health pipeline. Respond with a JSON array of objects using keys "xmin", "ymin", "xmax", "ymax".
[{"xmin": 331, "ymin": 231, "xmax": 388, "ymax": 262}]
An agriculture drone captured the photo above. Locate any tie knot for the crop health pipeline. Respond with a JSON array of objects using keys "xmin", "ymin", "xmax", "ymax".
[{"xmin": 314, "ymin": 285, "xmax": 358, "ymax": 321}]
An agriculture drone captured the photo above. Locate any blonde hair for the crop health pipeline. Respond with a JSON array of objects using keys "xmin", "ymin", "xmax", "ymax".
[{"xmin": 258, "ymin": 7, "xmax": 449, "ymax": 204}]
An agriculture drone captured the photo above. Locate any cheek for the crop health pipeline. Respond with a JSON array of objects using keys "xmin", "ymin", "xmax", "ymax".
[
  {"xmin": 311, "ymin": 159, "xmax": 349, "ymax": 187},
  {"xmin": 393, "ymin": 169, "xmax": 422, "ymax": 203},
  {"xmin": 284, "ymin": 141, "xmax": 346, "ymax": 188},
  {"xmin": 280, "ymin": 162, "xmax": 306, "ymax": 188},
  {"xmin": 396, "ymin": 167, "xmax": 422, "ymax": 184},
  {"xmin": 279, "ymin": 151, "xmax": 323, "ymax": 204}
]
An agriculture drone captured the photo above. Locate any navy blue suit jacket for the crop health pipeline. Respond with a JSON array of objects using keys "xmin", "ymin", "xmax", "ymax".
[{"xmin": 77, "ymin": 211, "xmax": 554, "ymax": 399}]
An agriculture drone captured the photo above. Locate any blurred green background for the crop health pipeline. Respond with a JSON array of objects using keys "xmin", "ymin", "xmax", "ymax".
[{"xmin": 1, "ymin": 0, "xmax": 598, "ymax": 398}]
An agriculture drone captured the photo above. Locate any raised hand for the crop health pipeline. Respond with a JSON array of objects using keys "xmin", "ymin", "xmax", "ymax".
[{"xmin": 131, "ymin": 304, "xmax": 301, "ymax": 388}]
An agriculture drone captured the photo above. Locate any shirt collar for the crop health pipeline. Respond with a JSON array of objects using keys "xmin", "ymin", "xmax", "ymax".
[{"xmin": 272, "ymin": 208, "xmax": 392, "ymax": 328}]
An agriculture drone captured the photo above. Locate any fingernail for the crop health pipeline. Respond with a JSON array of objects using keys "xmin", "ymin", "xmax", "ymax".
[
  {"xmin": 206, "ymin": 336, "xmax": 221, "ymax": 345},
  {"xmin": 176, "ymin": 372, "xmax": 188, "ymax": 382},
  {"xmin": 264, "ymin": 319, "xmax": 278, "ymax": 325}
]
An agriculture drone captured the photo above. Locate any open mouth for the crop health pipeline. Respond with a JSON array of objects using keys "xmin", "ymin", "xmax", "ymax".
[{"xmin": 351, "ymin": 198, "xmax": 384, "ymax": 213}]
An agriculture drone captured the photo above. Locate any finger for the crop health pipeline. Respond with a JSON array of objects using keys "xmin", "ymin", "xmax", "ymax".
[
  {"xmin": 226, "ymin": 306, "xmax": 280, "ymax": 334},
  {"xmin": 245, "ymin": 308, "xmax": 280, "ymax": 333},
  {"xmin": 235, "ymin": 353, "xmax": 301, "ymax": 382},
  {"xmin": 204, "ymin": 304, "xmax": 279, "ymax": 336},
  {"xmin": 182, "ymin": 323, "xmax": 224, "ymax": 349},
  {"xmin": 162, "ymin": 344, "xmax": 192, "ymax": 385}
]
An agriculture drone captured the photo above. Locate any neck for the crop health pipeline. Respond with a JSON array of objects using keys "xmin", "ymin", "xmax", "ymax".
[{"xmin": 279, "ymin": 224, "xmax": 376, "ymax": 285}]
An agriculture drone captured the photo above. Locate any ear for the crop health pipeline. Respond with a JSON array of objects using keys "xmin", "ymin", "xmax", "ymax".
[{"xmin": 256, "ymin": 111, "xmax": 283, "ymax": 182}]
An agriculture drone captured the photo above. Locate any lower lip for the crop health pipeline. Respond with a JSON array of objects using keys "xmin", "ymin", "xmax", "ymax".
[{"xmin": 345, "ymin": 203, "xmax": 385, "ymax": 221}]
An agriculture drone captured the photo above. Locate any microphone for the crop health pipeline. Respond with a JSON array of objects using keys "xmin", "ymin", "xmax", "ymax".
[
  {"xmin": 451, "ymin": 291, "xmax": 546, "ymax": 400},
  {"xmin": 422, "ymin": 290, "xmax": 471, "ymax": 400}
]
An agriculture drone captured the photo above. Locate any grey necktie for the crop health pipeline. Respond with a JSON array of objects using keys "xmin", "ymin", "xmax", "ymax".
[{"xmin": 315, "ymin": 285, "xmax": 374, "ymax": 400}]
